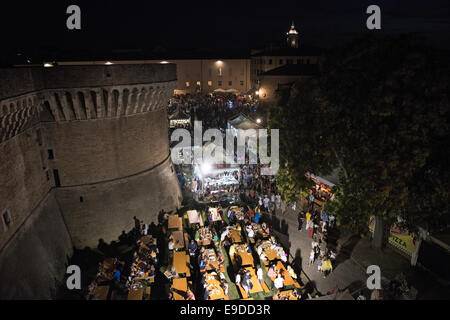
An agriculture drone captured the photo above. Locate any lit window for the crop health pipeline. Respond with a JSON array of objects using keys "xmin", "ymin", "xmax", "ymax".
[
  {"xmin": 186, "ymin": 82, "xmax": 190, "ymax": 87},
  {"xmin": 196, "ymin": 81, "xmax": 201, "ymax": 86},
  {"xmin": 208, "ymin": 81, "xmax": 212, "ymax": 86}
]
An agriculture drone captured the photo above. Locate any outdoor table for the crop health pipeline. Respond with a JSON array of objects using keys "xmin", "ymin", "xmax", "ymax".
[
  {"xmin": 173, "ymin": 251, "xmax": 190, "ymax": 275},
  {"xmin": 168, "ymin": 215, "xmax": 183, "ymax": 230},
  {"xmin": 127, "ymin": 287, "xmax": 144, "ymax": 300},
  {"xmin": 198, "ymin": 227, "xmax": 213, "ymax": 246},
  {"xmin": 187, "ymin": 210, "xmax": 203, "ymax": 226},
  {"xmin": 203, "ymin": 248, "xmax": 223, "ymax": 271},
  {"xmin": 244, "ymin": 267, "xmax": 264, "ymax": 294},
  {"xmin": 205, "ymin": 274, "xmax": 226, "ymax": 300},
  {"xmin": 228, "ymin": 230, "xmax": 243, "ymax": 243},
  {"xmin": 234, "ymin": 244, "xmax": 254, "ymax": 267},
  {"xmin": 273, "ymin": 289, "xmax": 299, "ymax": 300},
  {"xmin": 209, "ymin": 207, "xmax": 222, "ymax": 222},
  {"xmin": 269, "ymin": 261, "xmax": 298, "ymax": 287},
  {"xmin": 258, "ymin": 241, "xmax": 281, "ymax": 264},
  {"xmin": 172, "ymin": 277, "xmax": 188, "ymax": 300},
  {"xmin": 171, "ymin": 230, "xmax": 185, "ymax": 249},
  {"xmin": 91, "ymin": 285, "xmax": 109, "ymax": 300}
]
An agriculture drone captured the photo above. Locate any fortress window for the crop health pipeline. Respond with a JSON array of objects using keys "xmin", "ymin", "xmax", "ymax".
[
  {"xmin": 269, "ymin": 59, "xmax": 273, "ymax": 65},
  {"xmin": 228, "ymin": 81, "xmax": 232, "ymax": 86},
  {"xmin": 48, "ymin": 149, "xmax": 54, "ymax": 160},
  {"xmin": 36, "ymin": 129, "xmax": 42, "ymax": 146},
  {"xmin": 46, "ymin": 170, "xmax": 50, "ymax": 181},
  {"xmin": 208, "ymin": 81, "xmax": 212, "ymax": 87},
  {"xmin": 53, "ymin": 169, "xmax": 61, "ymax": 187},
  {"xmin": 218, "ymin": 81, "xmax": 222, "ymax": 86},
  {"xmin": 2, "ymin": 211, "xmax": 11, "ymax": 229},
  {"xmin": 80, "ymin": 196, "xmax": 84, "ymax": 203},
  {"xmin": 240, "ymin": 81, "xmax": 244, "ymax": 86},
  {"xmin": 185, "ymin": 82, "xmax": 190, "ymax": 88}
]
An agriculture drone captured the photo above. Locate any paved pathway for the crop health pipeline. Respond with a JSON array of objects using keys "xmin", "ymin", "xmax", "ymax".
[{"xmin": 274, "ymin": 208, "xmax": 368, "ymax": 295}]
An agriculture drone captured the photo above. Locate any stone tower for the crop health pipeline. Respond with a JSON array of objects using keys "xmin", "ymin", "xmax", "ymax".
[
  {"xmin": 0, "ymin": 64, "xmax": 182, "ymax": 298},
  {"xmin": 286, "ymin": 21, "xmax": 299, "ymax": 48}
]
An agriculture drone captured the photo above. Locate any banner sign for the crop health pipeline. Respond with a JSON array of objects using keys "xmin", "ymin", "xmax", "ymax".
[{"xmin": 368, "ymin": 216, "xmax": 416, "ymax": 256}]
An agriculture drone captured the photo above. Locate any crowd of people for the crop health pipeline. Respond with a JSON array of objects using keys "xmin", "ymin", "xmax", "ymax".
[{"xmin": 84, "ymin": 92, "xmax": 337, "ymax": 301}]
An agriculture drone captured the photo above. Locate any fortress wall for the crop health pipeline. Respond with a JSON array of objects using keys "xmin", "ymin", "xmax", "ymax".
[
  {"xmin": 0, "ymin": 64, "xmax": 181, "ymax": 298},
  {"xmin": 0, "ymin": 191, "xmax": 73, "ymax": 299},
  {"xmin": 0, "ymin": 125, "xmax": 51, "ymax": 250},
  {"xmin": 56, "ymin": 155, "xmax": 181, "ymax": 248},
  {"xmin": 41, "ymin": 108, "xmax": 170, "ymax": 186}
]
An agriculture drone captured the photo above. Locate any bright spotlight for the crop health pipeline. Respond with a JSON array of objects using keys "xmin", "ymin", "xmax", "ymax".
[
  {"xmin": 201, "ymin": 162, "xmax": 212, "ymax": 175},
  {"xmin": 105, "ymin": 61, "xmax": 113, "ymax": 65},
  {"xmin": 256, "ymin": 118, "xmax": 262, "ymax": 124}
]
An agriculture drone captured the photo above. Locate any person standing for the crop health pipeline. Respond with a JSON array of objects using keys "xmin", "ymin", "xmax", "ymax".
[
  {"xmin": 257, "ymin": 266, "xmax": 264, "ymax": 284},
  {"xmin": 297, "ymin": 212, "xmax": 304, "ymax": 231},
  {"xmin": 309, "ymin": 249, "xmax": 315, "ymax": 266},
  {"xmin": 305, "ymin": 212, "xmax": 312, "ymax": 230},
  {"xmin": 275, "ymin": 194, "xmax": 281, "ymax": 210},
  {"xmin": 280, "ymin": 199, "xmax": 287, "ymax": 215}
]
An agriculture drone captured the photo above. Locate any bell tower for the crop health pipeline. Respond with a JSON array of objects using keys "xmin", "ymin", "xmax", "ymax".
[{"xmin": 286, "ymin": 21, "xmax": 299, "ymax": 48}]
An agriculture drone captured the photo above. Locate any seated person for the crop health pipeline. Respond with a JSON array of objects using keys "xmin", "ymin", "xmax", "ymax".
[
  {"xmin": 188, "ymin": 240, "xmax": 198, "ymax": 256},
  {"xmin": 267, "ymin": 265, "xmax": 276, "ymax": 278},
  {"xmin": 274, "ymin": 273, "xmax": 285, "ymax": 290},
  {"xmin": 199, "ymin": 259, "xmax": 207, "ymax": 272},
  {"xmin": 247, "ymin": 226, "xmax": 255, "ymax": 239},
  {"xmin": 170, "ymin": 266, "xmax": 179, "ymax": 278},
  {"xmin": 186, "ymin": 289, "xmax": 195, "ymax": 300},
  {"xmin": 287, "ymin": 265, "xmax": 298, "ymax": 280},
  {"xmin": 168, "ymin": 238, "xmax": 175, "ymax": 250}
]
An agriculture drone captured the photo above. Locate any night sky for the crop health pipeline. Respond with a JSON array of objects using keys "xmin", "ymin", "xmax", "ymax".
[{"xmin": 0, "ymin": 0, "xmax": 449, "ymax": 61}]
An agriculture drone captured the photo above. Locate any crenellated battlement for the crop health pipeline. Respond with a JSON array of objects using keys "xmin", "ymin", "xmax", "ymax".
[{"xmin": 0, "ymin": 64, "xmax": 177, "ymax": 143}]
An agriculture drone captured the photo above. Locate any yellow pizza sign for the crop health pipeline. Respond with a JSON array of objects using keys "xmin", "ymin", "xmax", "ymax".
[{"xmin": 368, "ymin": 216, "xmax": 416, "ymax": 256}]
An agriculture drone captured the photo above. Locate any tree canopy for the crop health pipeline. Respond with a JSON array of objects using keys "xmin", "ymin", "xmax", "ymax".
[{"xmin": 269, "ymin": 34, "xmax": 450, "ymax": 236}]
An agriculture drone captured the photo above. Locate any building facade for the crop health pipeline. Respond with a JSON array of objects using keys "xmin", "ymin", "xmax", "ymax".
[
  {"xmin": 250, "ymin": 22, "xmax": 321, "ymax": 89},
  {"xmin": 57, "ymin": 59, "xmax": 252, "ymax": 96}
]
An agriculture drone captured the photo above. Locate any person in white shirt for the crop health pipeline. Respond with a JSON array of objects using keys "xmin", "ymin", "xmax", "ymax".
[
  {"xmin": 235, "ymin": 273, "xmax": 241, "ymax": 286},
  {"xmin": 247, "ymin": 227, "xmax": 255, "ymax": 239},
  {"xmin": 274, "ymin": 274, "xmax": 284, "ymax": 290},
  {"xmin": 142, "ymin": 223, "xmax": 148, "ymax": 236},
  {"xmin": 220, "ymin": 229, "xmax": 229, "ymax": 242},
  {"xmin": 257, "ymin": 267, "xmax": 264, "ymax": 284}
]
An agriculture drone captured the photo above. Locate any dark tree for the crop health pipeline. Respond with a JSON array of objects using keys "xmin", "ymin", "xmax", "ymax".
[{"xmin": 269, "ymin": 35, "xmax": 450, "ymax": 248}]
